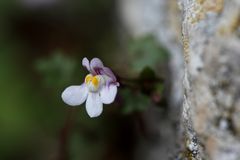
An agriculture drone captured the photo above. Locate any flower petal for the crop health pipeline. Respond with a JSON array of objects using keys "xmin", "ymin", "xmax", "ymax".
[
  {"xmin": 86, "ymin": 92, "xmax": 103, "ymax": 117},
  {"xmin": 101, "ymin": 67, "xmax": 117, "ymax": 82},
  {"xmin": 100, "ymin": 85, "xmax": 117, "ymax": 104},
  {"xmin": 90, "ymin": 58, "xmax": 104, "ymax": 74},
  {"xmin": 61, "ymin": 84, "xmax": 88, "ymax": 106},
  {"xmin": 82, "ymin": 57, "xmax": 91, "ymax": 72}
]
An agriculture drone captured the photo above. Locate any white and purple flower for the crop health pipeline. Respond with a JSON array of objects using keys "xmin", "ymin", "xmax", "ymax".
[{"xmin": 61, "ymin": 57, "xmax": 119, "ymax": 118}]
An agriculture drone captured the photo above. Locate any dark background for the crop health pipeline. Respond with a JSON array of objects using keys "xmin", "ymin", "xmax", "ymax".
[{"xmin": 0, "ymin": 0, "xmax": 169, "ymax": 160}]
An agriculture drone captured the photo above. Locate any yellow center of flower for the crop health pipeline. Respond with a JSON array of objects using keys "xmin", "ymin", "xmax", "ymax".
[
  {"xmin": 85, "ymin": 74, "xmax": 103, "ymax": 92},
  {"xmin": 85, "ymin": 74, "xmax": 93, "ymax": 84},
  {"xmin": 92, "ymin": 76, "xmax": 99, "ymax": 87}
]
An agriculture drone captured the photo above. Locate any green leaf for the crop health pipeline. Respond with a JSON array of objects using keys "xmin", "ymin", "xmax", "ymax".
[
  {"xmin": 139, "ymin": 66, "xmax": 156, "ymax": 81},
  {"xmin": 35, "ymin": 51, "xmax": 77, "ymax": 88},
  {"xmin": 129, "ymin": 35, "xmax": 169, "ymax": 73},
  {"xmin": 120, "ymin": 89, "xmax": 151, "ymax": 114}
]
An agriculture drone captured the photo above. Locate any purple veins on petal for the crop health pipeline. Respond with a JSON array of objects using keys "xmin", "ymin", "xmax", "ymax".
[
  {"xmin": 90, "ymin": 58, "xmax": 104, "ymax": 74},
  {"xmin": 83, "ymin": 57, "xmax": 118, "ymax": 84},
  {"xmin": 102, "ymin": 67, "xmax": 117, "ymax": 82},
  {"xmin": 62, "ymin": 57, "xmax": 119, "ymax": 118}
]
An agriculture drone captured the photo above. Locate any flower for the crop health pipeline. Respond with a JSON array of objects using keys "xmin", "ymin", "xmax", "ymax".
[{"xmin": 61, "ymin": 57, "xmax": 119, "ymax": 118}]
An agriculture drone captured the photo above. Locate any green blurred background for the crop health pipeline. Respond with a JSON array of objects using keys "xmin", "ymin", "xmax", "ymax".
[{"xmin": 0, "ymin": 0, "xmax": 169, "ymax": 160}]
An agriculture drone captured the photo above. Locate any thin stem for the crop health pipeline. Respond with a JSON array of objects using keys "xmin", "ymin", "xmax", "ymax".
[
  {"xmin": 117, "ymin": 76, "xmax": 164, "ymax": 89},
  {"xmin": 58, "ymin": 108, "xmax": 75, "ymax": 160}
]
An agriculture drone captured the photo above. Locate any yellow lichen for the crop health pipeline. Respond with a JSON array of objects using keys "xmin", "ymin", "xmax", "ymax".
[
  {"xmin": 188, "ymin": 0, "xmax": 224, "ymax": 24},
  {"xmin": 189, "ymin": 3, "xmax": 205, "ymax": 24},
  {"xmin": 204, "ymin": 0, "xmax": 224, "ymax": 13},
  {"xmin": 183, "ymin": 36, "xmax": 190, "ymax": 63},
  {"xmin": 218, "ymin": 12, "xmax": 240, "ymax": 35},
  {"xmin": 197, "ymin": 0, "xmax": 205, "ymax": 4},
  {"xmin": 169, "ymin": 0, "xmax": 182, "ymax": 40}
]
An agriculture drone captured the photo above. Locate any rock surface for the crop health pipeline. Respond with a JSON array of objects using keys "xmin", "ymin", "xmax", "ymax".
[
  {"xmin": 119, "ymin": 0, "xmax": 240, "ymax": 159},
  {"xmin": 180, "ymin": 0, "xmax": 240, "ymax": 159}
]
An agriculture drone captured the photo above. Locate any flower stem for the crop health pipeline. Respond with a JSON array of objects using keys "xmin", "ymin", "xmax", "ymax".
[{"xmin": 58, "ymin": 108, "xmax": 75, "ymax": 160}]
